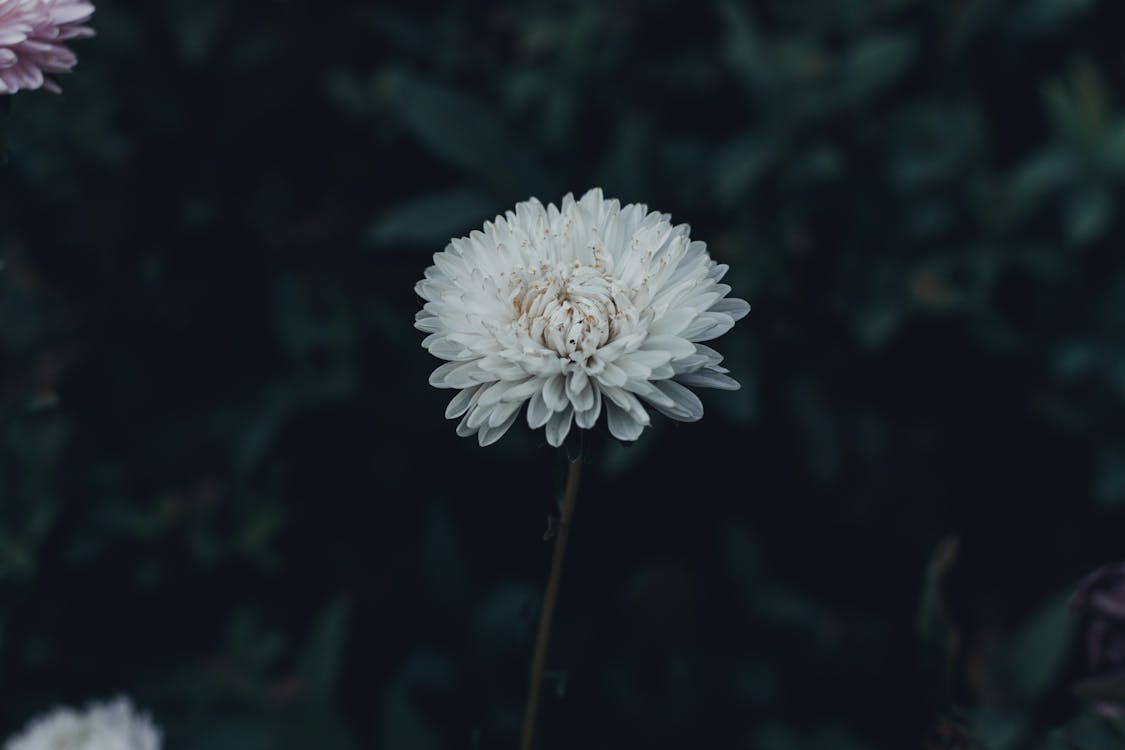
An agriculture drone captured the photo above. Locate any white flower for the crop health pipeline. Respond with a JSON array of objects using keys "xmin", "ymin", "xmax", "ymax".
[
  {"xmin": 4, "ymin": 697, "xmax": 161, "ymax": 750},
  {"xmin": 415, "ymin": 188, "xmax": 750, "ymax": 447}
]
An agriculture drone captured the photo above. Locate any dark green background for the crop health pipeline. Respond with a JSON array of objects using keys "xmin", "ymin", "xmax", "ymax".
[{"xmin": 2, "ymin": 0, "xmax": 1124, "ymax": 747}]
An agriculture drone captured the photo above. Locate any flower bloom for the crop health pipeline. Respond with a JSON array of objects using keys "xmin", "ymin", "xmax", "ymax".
[
  {"xmin": 1072, "ymin": 562, "xmax": 1125, "ymax": 678},
  {"xmin": 4, "ymin": 697, "xmax": 161, "ymax": 750},
  {"xmin": 416, "ymin": 188, "xmax": 750, "ymax": 446},
  {"xmin": 0, "ymin": 0, "xmax": 94, "ymax": 95}
]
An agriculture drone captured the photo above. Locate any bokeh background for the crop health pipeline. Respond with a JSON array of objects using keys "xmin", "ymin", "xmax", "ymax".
[{"xmin": 3, "ymin": 0, "xmax": 1125, "ymax": 747}]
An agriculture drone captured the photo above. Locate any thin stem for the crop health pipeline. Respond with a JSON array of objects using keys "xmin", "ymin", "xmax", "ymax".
[{"xmin": 520, "ymin": 456, "xmax": 583, "ymax": 750}]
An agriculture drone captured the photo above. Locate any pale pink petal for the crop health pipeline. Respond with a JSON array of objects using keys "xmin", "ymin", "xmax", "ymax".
[{"xmin": 0, "ymin": 0, "xmax": 94, "ymax": 94}]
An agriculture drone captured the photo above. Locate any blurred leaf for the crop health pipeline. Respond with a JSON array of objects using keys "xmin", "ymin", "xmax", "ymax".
[
  {"xmin": 713, "ymin": 134, "xmax": 777, "ymax": 204},
  {"xmin": 367, "ymin": 188, "xmax": 497, "ymax": 247},
  {"xmin": 1009, "ymin": 149, "xmax": 1078, "ymax": 213},
  {"xmin": 837, "ymin": 33, "xmax": 917, "ymax": 103},
  {"xmin": 659, "ymin": 138, "xmax": 717, "ymax": 203},
  {"xmin": 855, "ymin": 303, "xmax": 902, "ymax": 348},
  {"xmin": 228, "ymin": 610, "xmax": 287, "ymax": 675},
  {"xmin": 1043, "ymin": 63, "xmax": 1108, "ymax": 148},
  {"xmin": 993, "ymin": 591, "xmax": 1075, "ymax": 705},
  {"xmin": 1094, "ymin": 448, "xmax": 1125, "ymax": 509},
  {"xmin": 786, "ymin": 144, "xmax": 843, "ymax": 185},
  {"xmin": 1065, "ymin": 186, "xmax": 1113, "ymax": 245},
  {"xmin": 1051, "ymin": 339, "xmax": 1104, "ymax": 380},
  {"xmin": 918, "ymin": 536, "xmax": 959, "ymax": 711},
  {"xmin": 175, "ymin": 4, "xmax": 224, "ymax": 63},
  {"xmin": 907, "ymin": 201, "xmax": 953, "ymax": 238},
  {"xmin": 717, "ymin": 1, "xmax": 773, "ymax": 93},
  {"xmin": 380, "ymin": 70, "xmax": 546, "ymax": 191},
  {"xmin": 1044, "ymin": 711, "xmax": 1125, "ymax": 750},
  {"xmin": 892, "ymin": 105, "xmax": 981, "ymax": 189},
  {"xmin": 378, "ymin": 651, "xmax": 454, "ymax": 750},
  {"xmin": 472, "ymin": 582, "xmax": 539, "ymax": 650},
  {"xmin": 325, "ymin": 70, "xmax": 377, "ymax": 116},
  {"xmin": 1016, "ymin": 0, "xmax": 1097, "ymax": 34},
  {"xmin": 1097, "ymin": 120, "xmax": 1125, "ymax": 174},
  {"xmin": 773, "ymin": 37, "xmax": 829, "ymax": 87},
  {"xmin": 298, "ymin": 596, "xmax": 351, "ymax": 702},
  {"xmin": 969, "ymin": 709, "xmax": 1027, "ymax": 750}
]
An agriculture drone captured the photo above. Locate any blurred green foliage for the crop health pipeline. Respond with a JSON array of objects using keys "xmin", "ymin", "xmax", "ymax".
[{"xmin": 3, "ymin": 0, "xmax": 1125, "ymax": 747}]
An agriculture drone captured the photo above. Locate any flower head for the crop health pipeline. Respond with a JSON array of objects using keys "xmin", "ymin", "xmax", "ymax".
[
  {"xmin": 416, "ymin": 188, "xmax": 750, "ymax": 447},
  {"xmin": 4, "ymin": 697, "xmax": 161, "ymax": 750},
  {"xmin": 1072, "ymin": 562, "xmax": 1125, "ymax": 678},
  {"xmin": 0, "ymin": 0, "xmax": 94, "ymax": 95}
]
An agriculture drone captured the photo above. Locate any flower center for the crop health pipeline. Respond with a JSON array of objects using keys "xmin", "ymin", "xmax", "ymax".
[{"xmin": 509, "ymin": 263, "xmax": 624, "ymax": 362}]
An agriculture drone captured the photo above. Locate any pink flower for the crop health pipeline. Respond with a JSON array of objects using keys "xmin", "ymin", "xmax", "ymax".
[
  {"xmin": 1072, "ymin": 562, "xmax": 1125, "ymax": 717},
  {"xmin": 0, "ymin": 0, "xmax": 94, "ymax": 95},
  {"xmin": 1072, "ymin": 561, "xmax": 1125, "ymax": 679}
]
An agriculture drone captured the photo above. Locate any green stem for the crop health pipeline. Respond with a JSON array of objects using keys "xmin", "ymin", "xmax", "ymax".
[{"xmin": 520, "ymin": 456, "xmax": 583, "ymax": 750}]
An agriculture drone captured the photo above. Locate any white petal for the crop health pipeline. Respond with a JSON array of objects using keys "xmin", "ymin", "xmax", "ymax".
[
  {"xmin": 682, "ymin": 312, "xmax": 735, "ymax": 342},
  {"xmin": 527, "ymin": 389, "xmax": 552, "ymax": 429},
  {"xmin": 415, "ymin": 312, "xmax": 442, "ymax": 333},
  {"xmin": 501, "ymin": 377, "xmax": 544, "ymax": 402},
  {"xmin": 445, "ymin": 386, "xmax": 480, "ymax": 419},
  {"xmin": 600, "ymin": 385, "xmax": 631, "ymax": 410},
  {"xmin": 543, "ymin": 373, "xmax": 568, "ymax": 411},
  {"xmin": 594, "ymin": 334, "xmax": 638, "ymax": 362},
  {"xmin": 477, "ymin": 380, "xmax": 511, "ymax": 407},
  {"xmin": 465, "ymin": 404, "xmax": 492, "ymax": 430},
  {"xmin": 595, "ymin": 361, "xmax": 628, "ymax": 388},
  {"xmin": 641, "ymin": 335, "xmax": 696, "ymax": 360},
  {"xmin": 616, "ymin": 356, "xmax": 652, "ymax": 381},
  {"xmin": 477, "ymin": 355, "xmax": 524, "ymax": 382},
  {"xmin": 479, "ymin": 408, "xmax": 520, "ymax": 446},
  {"xmin": 488, "ymin": 399, "xmax": 523, "ymax": 427},
  {"xmin": 650, "ymin": 380, "xmax": 704, "ymax": 422},
  {"xmin": 456, "ymin": 411, "xmax": 479, "ymax": 437},
  {"xmin": 567, "ymin": 369, "xmax": 594, "ymax": 411},
  {"xmin": 423, "ymin": 334, "xmax": 471, "ymax": 361},
  {"xmin": 675, "ymin": 369, "xmax": 740, "ymax": 391},
  {"xmin": 693, "ymin": 343, "xmax": 725, "ymax": 367},
  {"xmin": 574, "ymin": 387, "xmax": 602, "ymax": 429},
  {"xmin": 606, "ymin": 401, "xmax": 645, "ymax": 441},
  {"xmin": 671, "ymin": 352, "xmax": 711, "ymax": 373},
  {"xmin": 649, "ymin": 306, "xmax": 696, "ymax": 336},
  {"xmin": 708, "ymin": 263, "xmax": 729, "ymax": 282},
  {"xmin": 566, "ymin": 368, "xmax": 588, "ymax": 395},
  {"xmin": 622, "ymin": 350, "xmax": 672, "ymax": 373},
  {"xmin": 601, "ymin": 385, "xmax": 649, "ymax": 422},
  {"xmin": 624, "ymin": 379, "xmax": 675, "ymax": 409},
  {"xmin": 429, "ymin": 361, "xmax": 462, "ymax": 388},
  {"xmin": 545, "ymin": 407, "xmax": 574, "ymax": 447},
  {"xmin": 711, "ymin": 297, "xmax": 750, "ymax": 321},
  {"xmin": 439, "ymin": 360, "xmax": 487, "ymax": 388}
]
